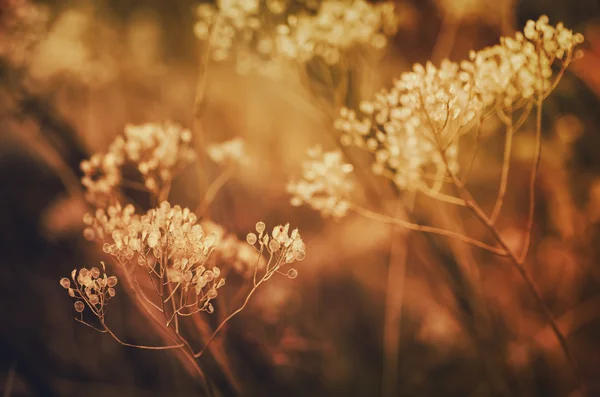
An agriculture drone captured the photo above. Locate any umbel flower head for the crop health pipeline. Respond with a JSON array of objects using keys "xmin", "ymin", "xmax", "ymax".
[
  {"xmin": 193, "ymin": 0, "xmax": 399, "ymax": 76},
  {"xmin": 334, "ymin": 16, "xmax": 583, "ymax": 192},
  {"xmin": 246, "ymin": 221, "xmax": 306, "ymax": 279},
  {"xmin": 83, "ymin": 202, "xmax": 224, "ymax": 311},
  {"xmin": 80, "ymin": 121, "xmax": 195, "ymax": 206},
  {"xmin": 287, "ymin": 145, "xmax": 354, "ymax": 218},
  {"xmin": 61, "ymin": 262, "xmax": 118, "ymax": 317}
]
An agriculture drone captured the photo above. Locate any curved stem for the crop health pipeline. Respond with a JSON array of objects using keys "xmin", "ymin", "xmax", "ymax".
[
  {"xmin": 194, "ymin": 281, "xmax": 261, "ymax": 358},
  {"xmin": 490, "ymin": 109, "xmax": 513, "ymax": 224},
  {"xmin": 196, "ymin": 166, "xmax": 234, "ymax": 215},
  {"xmin": 419, "ymin": 185, "xmax": 466, "ymax": 206},
  {"xmin": 519, "ymin": 79, "xmax": 544, "ymax": 264},
  {"xmin": 437, "ymin": 145, "xmax": 585, "ymax": 392},
  {"xmin": 100, "ymin": 320, "xmax": 184, "ymax": 350},
  {"xmin": 350, "ymin": 203, "xmax": 507, "ymax": 256}
]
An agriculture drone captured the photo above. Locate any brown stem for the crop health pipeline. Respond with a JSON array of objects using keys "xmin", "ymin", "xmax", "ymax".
[
  {"xmin": 490, "ymin": 108, "xmax": 513, "ymax": 224},
  {"xmin": 351, "ymin": 203, "xmax": 507, "ymax": 256},
  {"xmin": 194, "ymin": 282, "xmax": 261, "ymax": 358},
  {"xmin": 100, "ymin": 319, "xmax": 184, "ymax": 350},
  {"xmin": 440, "ymin": 152, "xmax": 584, "ymax": 392}
]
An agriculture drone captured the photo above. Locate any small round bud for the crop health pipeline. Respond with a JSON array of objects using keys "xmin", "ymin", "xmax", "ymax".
[
  {"xmin": 82, "ymin": 213, "xmax": 93, "ymax": 225},
  {"xmin": 269, "ymin": 239, "xmax": 280, "ymax": 252},
  {"xmin": 207, "ymin": 289, "xmax": 218, "ymax": 299},
  {"xmin": 74, "ymin": 301, "xmax": 85, "ymax": 312},
  {"xmin": 295, "ymin": 251, "xmax": 306, "ymax": 261},
  {"xmin": 83, "ymin": 228, "xmax": 95, "ymax": 241},
  {"xmin": 287, "ymin": 268, "xmax": 298, "ymax": 279},
  {"xmin": 246, "ymin": 233, "xmax": 257, "ymax": 245},
  {"xmin": 89, "ymin": 294, "xmax": 99, "ymax": 305},
  {"xmin": 90, "ymin": 267, "xmax": 100, "ymax": 278},
  {"xmin": 108, "ymin": 288, "xmax": 116, "ymax": 297},
  {"xmin": 255, "ymin": 221, "xmax": 266, "ymax": 234},
  {"xmin": 60, "ymin": 278, "xmax": 71, "ymax": 289},
  {"xmin": 102, "ymin": 243, "xmax": 112, "ymax": 254},
  {"xmin": 204, "ymin": 270, "xmax": 214, "ymax": 282},
  {"xmin": 107, "ymin": 276, "xmax": 118, "ymax": 287}
]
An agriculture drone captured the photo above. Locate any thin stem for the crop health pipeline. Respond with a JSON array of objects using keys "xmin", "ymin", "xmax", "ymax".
[
  {"xmin": 431, "ymin": 12, "xmax": 459, "ymax": 65},
  {"xmin": 196, "ymin": 165, "xmax": 234, "ymax": 215},
  {"xmin": 75, "ymin": 317, "xmax": 107, "ymax": 333},
  {"xmin": 418, "ymin": 185, "xmax": 466, "ymax": 206},
  {"xmin": 519, "ymin": 55, "xmax": 545, "ymax": 264},
  {"xmin": 100, "ymin": 320, "xmax": 184, "ymax": 350},
  {"xmin": 461, "ymin": 115, "xmax": 483, "ymax": 185},
  {"xmin": 543, "ymin": 49, "xmax": 573, "ymax": 100},
  {"xmin": 436, "ymin": 142, "xmax": 584, "ymax": 391},
  {"xmin": 194, "ymin": 280, "xmax": 263, "ymax": 358},
  {"xmin": 381, "ymin": 199, "xmax": 410, "ymax": 397},
  {"xmin": 350, "ymin": 203, "xmax": 507, "ymax": 256},
  {"xmin": 490, "ymin": 108, "xmax": 513, "ymax": 224}
]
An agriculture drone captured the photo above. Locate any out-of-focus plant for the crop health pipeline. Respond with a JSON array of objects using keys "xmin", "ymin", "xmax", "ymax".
[
  {"xmin": 0, "ymin": 0, "xmax": 49, "ymax": 67},
  {"xmin": 193, "ymin": 0, "xmax": 398, "ymax": 77},
  {"xmin": 60, "ymin": 122, "xmax": 306, "ymax": 393},
  {"xmin": 290, "ymin": 15, "xmax": 587, "ymax": 393}
]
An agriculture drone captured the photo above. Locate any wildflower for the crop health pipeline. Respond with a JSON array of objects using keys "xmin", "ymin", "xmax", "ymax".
[
  {"xmin": 287, "ymin": 145, "xmax": 354, "ymax": 218},
  {"xmin": 246, "ymin": 221, "xmax": 306, "ymax": 278},
  {"xmin": 61, "ymin": 262, "xmax": 118, "ymax": 316},
  {"xmin": 80, "ymin": 121, "xmax": 195, "ymax": 206},
  {"xmin": 82, "ymin": 201, "xmax": 224, "ymax": 307},
  {"xmin": 193, "ymin": 0, "xmax": 399, "ymax": 76},
  {"xmin": 335, "ymin": 16, "xmax": 583, "ymax": 192},
  {"xmin": 207, "ymin": 137, "xmax": 249, "ymax": 166}
]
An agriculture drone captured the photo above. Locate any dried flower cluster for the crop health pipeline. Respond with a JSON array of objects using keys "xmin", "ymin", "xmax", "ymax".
[
  {"xmin": 330, "ymin": 16, "xmax": 583, "ymax": 194},
  {"xmin": 82, "ymin": 202, "xmax": 225, "ymax": 312},
  {"xmin": 202, "ymin": 220, "xmax": 266, "ymax": 277},
  {"xmin": 207, "ymin": 137, "xmax": 249, "ymax": 166},
  {"xmin": 246, "ymin": 221, "xmax": 306, "ymax": 279},
  {"xmin": 80, "ymin": 122, "xmax": 195, "ymax": 206},
  {"xmin": 287, "ymin": 146, "xmax": 354, "ymax": 218},
  {"xmin": 194, "ymin": 0, "xmax": 398, "ymax": 76},
  {"xmin": 61, "ymin": 262, "xmax": 118, "ymax": 318}
]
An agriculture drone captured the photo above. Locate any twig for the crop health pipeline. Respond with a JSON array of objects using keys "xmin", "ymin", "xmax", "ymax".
[
  {"xmin": 350, "ymin": 203, "xmax": 507, "ymax": 256},
  {"xmin": 196, "ymin": 165, "xmax": 234, "ymax": 215},
  {"xmin": 381, "ymin": 198, "xmax": 411, "ymax": 397},
  {"xmin": 490, "ymin": 107, "xmax": 513, "ymax": 224},
  {"xmin": 100, "ymin": 320, "xmax": 184, "ymax": 350}
]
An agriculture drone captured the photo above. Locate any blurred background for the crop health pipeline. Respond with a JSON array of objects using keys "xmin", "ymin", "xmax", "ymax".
[{"xmin": 1, "ymin": 0, "xmax": 600, "ymax": 396}]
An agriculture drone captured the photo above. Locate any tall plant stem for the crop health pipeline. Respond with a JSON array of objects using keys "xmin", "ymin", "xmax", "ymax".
[
  {"xmin": 194, "ymin": 281, "xmax": 261, "ymax": 359},
  {"xmin": 442, "ymin": 155, "xmax": 584, "ymax": 392},
  {"xmin": 381, "ymin": 200, "xmax": 410, "ymax": 397},
  {"xmin": 490, "ymin": 109, "xmax": 513, "ymax": 224}
]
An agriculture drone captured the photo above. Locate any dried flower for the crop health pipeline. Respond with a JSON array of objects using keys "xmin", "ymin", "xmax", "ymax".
[
  {"xmin": 80, "ymin": 121, "xmax": 195, "ymax": 206},
  {"xmin": 83, "ymin": 201, "xmax": 224, "ymax": 308},
  {"xmin": 194, "ymin": 0, "xmax": 399, "ymax": 76},
  {"xmin": 246, "ymin": 222, "xmax": 306, "ymax": 275},
  {"xmin": 207, "ymin": 137, "xmax": 249, "ymax": 166},
  {"xmin": 334, "ymin": 16, "xmax": 583, "ymax": 192},
  {"xmin": 287, "ymin": 145, "xmax": 354, "ymax": 217},
  {"xmin": 62, "ymin": 263, "xmax": 118, "ymax": 316}
]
